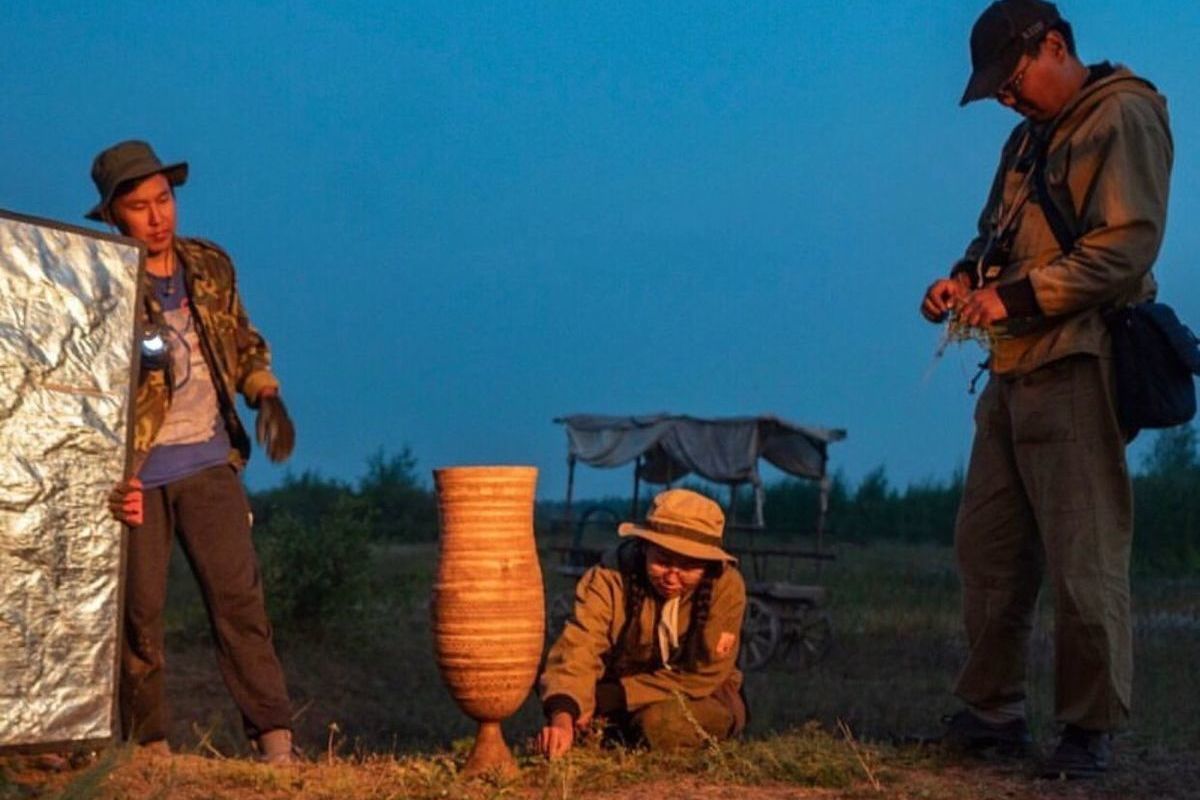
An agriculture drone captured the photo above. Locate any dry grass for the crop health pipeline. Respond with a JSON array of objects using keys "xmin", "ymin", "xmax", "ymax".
[
  {"xmin": 4, "ymin": 540, "xmax": 1198, "ymax": 799},
  {"xmin": 10, "ymin": 725, "xmax": 1198, "ymax": 800},
  {"xmin": 934, "ymin": 312, "xmax": 995, "ymax": 360}
]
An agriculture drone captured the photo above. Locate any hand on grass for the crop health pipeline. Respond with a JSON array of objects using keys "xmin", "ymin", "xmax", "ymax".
[{"xmin": 536, "ymin": 711, "xmax": 575, "ymax": 759}]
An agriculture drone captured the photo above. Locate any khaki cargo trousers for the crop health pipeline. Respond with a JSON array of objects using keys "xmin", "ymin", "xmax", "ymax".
[
  {"xmin": 594, "ymin": 678, "xmax": 745, "ymax": 750},
  {"xmin": 954, "ymin": 354, "xmax": 1132, "ymax": 731}
]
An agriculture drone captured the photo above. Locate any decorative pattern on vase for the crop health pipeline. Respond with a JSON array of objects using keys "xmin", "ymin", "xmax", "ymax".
[{"xmin": 431, "ymin": 465, "xmax": 543, "ymax": 775}]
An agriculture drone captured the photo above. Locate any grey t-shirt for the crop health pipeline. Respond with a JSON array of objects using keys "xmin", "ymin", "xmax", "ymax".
[{"xmin": 137, "ymin": 269, "xmax": 231, "ymax": 488}]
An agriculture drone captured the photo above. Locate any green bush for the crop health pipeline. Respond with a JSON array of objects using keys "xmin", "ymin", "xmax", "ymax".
[
  {"xmin": 250, "ymin": 447, "xmax": 438, "ymax": 543},
  {"xmin": 358, "ymin": 447, "xmax": 439, "ymax": 542},
  {"xmin": 1132, "ymin": 425, "xmax": 1200, "ymax": 574},
  {"xmin": 761, "ymin": 469, "xmax": 961, "ymax": 546},
  {"xmin": 250, "ymin": 469, "xmax": 350, "ymax": 528},
  {"xmin": 255, "ymin": 496, "xmax": 374, "ymax": 627}
]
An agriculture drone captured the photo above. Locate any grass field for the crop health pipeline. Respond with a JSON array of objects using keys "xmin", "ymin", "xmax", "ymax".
[{"xmin": 3, "ymin": 537, "xmax": 1198, "ymax": 799}]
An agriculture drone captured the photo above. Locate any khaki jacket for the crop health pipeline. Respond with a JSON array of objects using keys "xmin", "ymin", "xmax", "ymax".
[
  {"xmin": 956, "ymin": 66, "xmax": 1173, "ymax": 375},
  {"xmin": 539, "ymin": 543, "xmax": 746, "ymax": 719},
  {"xmin": 133, "ymin": 237, "xmax": 278, "ymax": 467}
]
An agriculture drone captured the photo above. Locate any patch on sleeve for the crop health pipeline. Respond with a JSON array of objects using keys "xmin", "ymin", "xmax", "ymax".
[{"xmin": 715, "ymin": 631, "xmax": 737, "ymax": 658}]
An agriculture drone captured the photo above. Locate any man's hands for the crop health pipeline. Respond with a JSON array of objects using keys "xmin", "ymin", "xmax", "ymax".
[
  {"xmin": 108, "ymin": 477, "xmax": 144, "ymax": 526},
  {"xmin": 955, "ymin": 286, "xmax": 1007, "ymax": 328},
  {"xmin": 256, "ymin": 389, "xmax": 295, "ymax": 463},
  {"xmin": 536, "ymin": 711, "xmax": 576, "ymax": 760},
  {"xmin": 921, "ymin": 275, "xmax": 971, "ymax": 322},
  {"xmin": 920, "ymin": 274, "xmax": 1007, "ymax": 327}
]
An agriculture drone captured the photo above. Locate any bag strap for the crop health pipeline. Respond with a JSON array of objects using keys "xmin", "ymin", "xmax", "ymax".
[
  {"xmin": 1032, "ymin": 145, "xmax": 1077, "ymax": 255},
  {"xmin": 1031, "ymin": 70, "xmax": 1156, "ymax": 256},
  {"xmin": 1035, "ymin": 152, "xmax": 1133, "ymax": 325}
]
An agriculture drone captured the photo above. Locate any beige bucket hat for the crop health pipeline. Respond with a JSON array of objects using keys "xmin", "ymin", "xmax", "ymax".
[{"xmin": 618, "ymin": 488, "xmax": 735, "ymax": 563}]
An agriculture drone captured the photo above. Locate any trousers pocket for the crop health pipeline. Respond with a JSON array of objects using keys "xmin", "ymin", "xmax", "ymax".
[{"xmin": 1011, "ymin": 358, "xmax": 1078, "ymax": 444}]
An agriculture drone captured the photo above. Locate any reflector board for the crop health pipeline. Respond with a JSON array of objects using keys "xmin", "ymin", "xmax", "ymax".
[{"xmin": 0, "ymin": 209, "xmax": 141, "ymax": 751}]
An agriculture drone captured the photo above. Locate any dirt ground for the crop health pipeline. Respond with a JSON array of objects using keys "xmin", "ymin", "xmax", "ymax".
[
  {"xmin": 5, "ymin": 737, "xmax": 1200, "ymax": 800},
  {"xmin": 6, "ymin": 542, "xmax": 1197, "ymax": 799}
]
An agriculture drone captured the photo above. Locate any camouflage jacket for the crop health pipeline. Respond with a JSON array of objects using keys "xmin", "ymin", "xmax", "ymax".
[{"xmin": 132, "ymin": 237, "xmax": 279, "ymax": 469}]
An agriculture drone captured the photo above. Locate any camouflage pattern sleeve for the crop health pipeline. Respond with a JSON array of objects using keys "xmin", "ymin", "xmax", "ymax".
[
  {"xmin": 183, "ymin": 238, "xmax": 279, "ymax": 405},
  {"xmin": 131, "ymin": 368, "xmax": 168, "ymax": 465},
  {"xmin": 229, "ymin": 281, "xmax": 279, "ymax": 405}
]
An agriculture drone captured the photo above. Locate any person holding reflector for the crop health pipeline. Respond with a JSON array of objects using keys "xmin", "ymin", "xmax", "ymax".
[{"xmin": 92, "ymin": 140, "xmax": 297, "ymax": 764}]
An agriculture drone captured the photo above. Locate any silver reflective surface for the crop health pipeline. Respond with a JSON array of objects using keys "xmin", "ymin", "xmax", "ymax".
[{"xmin": 0, "ymin": 212, "xmax": 140, "ymax": 748}]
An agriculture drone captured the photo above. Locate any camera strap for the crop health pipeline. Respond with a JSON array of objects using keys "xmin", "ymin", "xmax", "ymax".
[{"xmin": 974, "ymin": 129, "xmax": 1039, "ymax": 288}]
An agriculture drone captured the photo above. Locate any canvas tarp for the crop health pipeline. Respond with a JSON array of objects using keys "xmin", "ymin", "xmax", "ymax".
[{"xmin": 555, "ymin": 414, "xmax": 847, "ymax": 487}]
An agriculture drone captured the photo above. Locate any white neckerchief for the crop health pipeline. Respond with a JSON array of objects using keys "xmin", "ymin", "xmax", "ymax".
[{"xmin": 656, "ymin": 595, "xmax": 681, "ymax": 669}]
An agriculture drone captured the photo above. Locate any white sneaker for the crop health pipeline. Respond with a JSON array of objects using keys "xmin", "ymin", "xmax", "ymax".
[{"xmin": 256, "ymin": 729, "xmax": 296, "ymax": 765}]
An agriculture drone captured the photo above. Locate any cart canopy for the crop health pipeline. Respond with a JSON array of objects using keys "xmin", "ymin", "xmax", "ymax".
[{"xmin": 555, "ymin": 414, "xmax": 846, "ymax": 486}]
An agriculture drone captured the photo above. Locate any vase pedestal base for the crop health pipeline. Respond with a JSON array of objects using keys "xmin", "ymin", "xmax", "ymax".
[{"xmin": 463, "ymin": 720, "xmax": 518, "ymax": 777}]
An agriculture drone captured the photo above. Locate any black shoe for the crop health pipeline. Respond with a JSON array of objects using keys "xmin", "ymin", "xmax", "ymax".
[
  {"xmin": 1041, "ymin": 725, "xmax": 1111, "ymax": 779},
  {"xmin": 938, "ymin": 709, "xmax": 1032, "ymax": 757}
]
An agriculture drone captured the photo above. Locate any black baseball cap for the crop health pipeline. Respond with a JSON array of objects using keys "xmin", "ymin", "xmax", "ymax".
[{"xmin": 960, "ymin": 0, "xmax": 1063, "ymax": 105}]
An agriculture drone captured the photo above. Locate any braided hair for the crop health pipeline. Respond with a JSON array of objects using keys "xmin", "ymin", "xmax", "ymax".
[
  {"xmin": 681, "ymin": 562, "xmax": 720, "ymax": 669},
  {"xmin": 616, "ymin": 539, "xmax": 650, "ymax": 653},
  {"xmin": 616, "ymin": 539, "xmax": 721, "ymax": 671}
]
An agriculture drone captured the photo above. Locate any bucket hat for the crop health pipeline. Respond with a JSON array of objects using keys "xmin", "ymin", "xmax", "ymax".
[
  {"xmin": 618, "ymin": 489, "xmax": 735, "ymax": 563},
  {"xmin": 960, "ymin": 0, "xmax": 1063, "ymax": 105},
  {"xmin": 86, "ymin": 140, "xmax": 188, "ymax": 221}
]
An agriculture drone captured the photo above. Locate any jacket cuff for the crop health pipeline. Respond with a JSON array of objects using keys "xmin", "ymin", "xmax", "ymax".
[
  {"xmin": 241, "ymin": 371, "xmax": 280, "ymax": 406},
  {"xmin": 996, "ymin": 278, "xmax": 1042, "ymax": 318},
  {"xmin": 949, "ymin": 258, "xmax": 974, "ymax": 280},
  {"xmin": 543, "ymin": 694, "xmax": 581, "ymax": 722}
]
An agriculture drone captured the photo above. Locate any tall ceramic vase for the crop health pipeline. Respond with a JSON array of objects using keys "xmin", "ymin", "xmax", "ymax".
[{"xmin": 431, "ymin": 466, "xmax": 544, "ymax": 776}]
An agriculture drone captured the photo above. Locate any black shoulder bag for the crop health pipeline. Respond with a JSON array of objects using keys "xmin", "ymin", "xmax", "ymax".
[{"xmin": 1033, "ymin": 150, "xmax": 1200, "ymax": 436}]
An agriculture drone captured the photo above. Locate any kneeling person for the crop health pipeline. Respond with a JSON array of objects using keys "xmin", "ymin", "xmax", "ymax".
[{"xmin": 537, "ymin": 489, "xmax": 747, "ymax": 758}]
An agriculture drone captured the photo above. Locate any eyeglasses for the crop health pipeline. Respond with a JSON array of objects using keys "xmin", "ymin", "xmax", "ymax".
[
  {"xmin": 995, "ymin": 56, "xmax": 1034, "ymax": 103},
  {"xmin": 647, "ymin": 556, "xmax": 705, "ymax": 576},
  {"xmin": 645, "ymin": 545, "xmax": 706, "ymax": 576}
]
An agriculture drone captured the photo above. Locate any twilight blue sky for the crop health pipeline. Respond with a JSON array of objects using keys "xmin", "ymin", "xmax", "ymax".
[{"xmin": 3, "ymin": 1, "xmax": 1199, "ymax": 499}]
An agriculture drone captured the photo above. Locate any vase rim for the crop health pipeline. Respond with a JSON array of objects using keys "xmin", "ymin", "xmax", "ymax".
[
  {"xmin": 433, "ymin": 465, "xmax": 538, "ymax": 483},
  {"xmin": 433, "ymin": 465, "xmax": 537, "ymax": 473}
]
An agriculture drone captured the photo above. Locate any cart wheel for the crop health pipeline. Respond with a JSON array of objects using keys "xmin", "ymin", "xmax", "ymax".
[
  {"xmin": 547, "ymin": 590, "xmax": 575, "ymax": 641},
  {"xmin": 784, "ymin": 602, "xmax": 833, "ymax": 668},
  {"xmin": 740, "ymin": 596, "xmax": 781, "ymax": 671}
]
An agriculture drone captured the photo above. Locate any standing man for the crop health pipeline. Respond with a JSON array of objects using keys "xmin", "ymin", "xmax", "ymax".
[
  {"xmin": 94, "ymin": 140, "xmax": 298, "ymax": 763},
  {"xmin": 920, "ymin": 0, "xmax": 1172, "ymax": 780}
]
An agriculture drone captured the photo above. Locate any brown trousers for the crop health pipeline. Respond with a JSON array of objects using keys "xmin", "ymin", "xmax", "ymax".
[
  {"xmin": 954, "ymin": 354, "xmax": 1133, "ymax": 731},
  {"xmin": 120, "ymin": 465, "xmax": 292, "ymax": 743}
]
